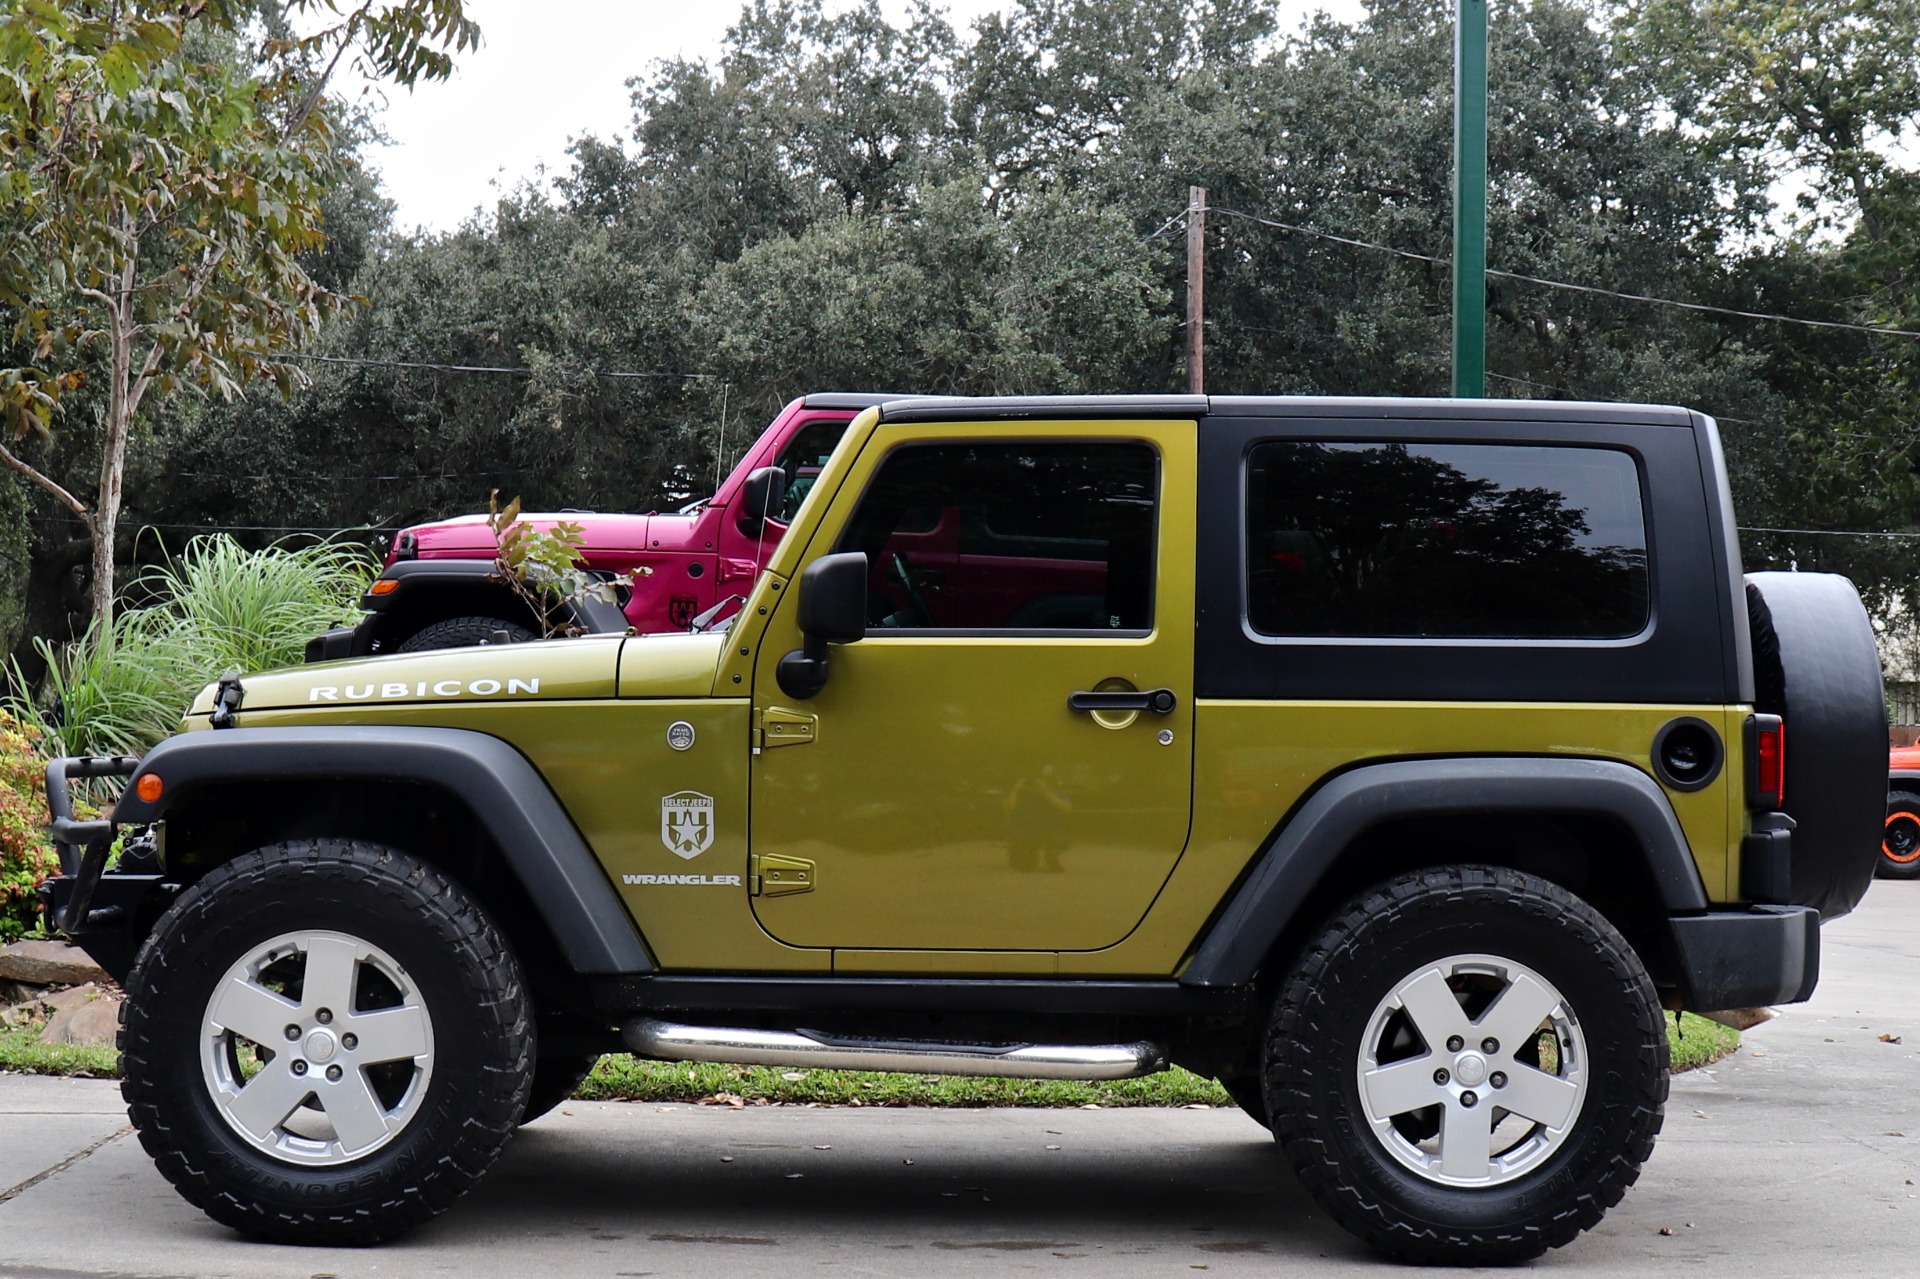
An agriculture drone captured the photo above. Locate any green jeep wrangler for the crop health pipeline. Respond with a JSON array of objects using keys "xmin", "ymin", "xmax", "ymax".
[{"xmin": 44, "ymin": 395, "xmax": 1886, "ymax": 1263}]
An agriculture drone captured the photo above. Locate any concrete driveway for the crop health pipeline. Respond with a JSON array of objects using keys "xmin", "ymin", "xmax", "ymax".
[{"xmin": 2, "ymin": 882, "xmax": 1916, "ymax": 1278}]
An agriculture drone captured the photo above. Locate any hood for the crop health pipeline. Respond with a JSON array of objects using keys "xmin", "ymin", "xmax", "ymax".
[
  {"xmin": 189, "ymin": 634, "xmax": 628, "ymax": 719},
  {"xmin": 397, "ymin": 511, "xmax": 655, "ymax": 562}
]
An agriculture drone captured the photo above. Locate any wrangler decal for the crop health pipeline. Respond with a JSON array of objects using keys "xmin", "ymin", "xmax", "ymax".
[{"xmin": 622, "ymin": 873, "xmax": 742, "ymax": 886}]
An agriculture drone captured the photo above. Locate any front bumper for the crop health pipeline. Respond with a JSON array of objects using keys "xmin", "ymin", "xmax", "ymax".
[{"xmin": 1671, "ymin": 905, "xmax": 1820, "ymax": 1010}]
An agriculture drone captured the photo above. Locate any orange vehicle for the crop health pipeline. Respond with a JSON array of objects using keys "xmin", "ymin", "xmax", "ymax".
[{"xmin": 1887, "ymin": 745, "xmax": 1920, "ymax": 877}]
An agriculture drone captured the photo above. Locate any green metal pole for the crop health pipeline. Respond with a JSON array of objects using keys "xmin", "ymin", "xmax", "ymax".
[{"xmin": 1453, "ymin": 0, "xmax": 1487, "ymax": 397}]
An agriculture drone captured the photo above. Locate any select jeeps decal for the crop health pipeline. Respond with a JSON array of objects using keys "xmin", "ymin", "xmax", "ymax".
[
  {"xmin": 661, "ymin": 790, "xmax": 716, "ymax": 859},
  {"xmin": 307, "ymin": 677, "xmax": 541, "ymax": 702}
]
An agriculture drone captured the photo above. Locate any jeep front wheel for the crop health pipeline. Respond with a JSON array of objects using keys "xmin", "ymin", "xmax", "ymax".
[
  {"xmin": 1266, "ymin": 866, "xmax": 1666, "ymax": 1264},
  {"xmin": 1880, "ymin": 791, "xmax": 1920, "ymax": 879},
  {"xmin": 396, "ymin": 614, "xmax": 537, "ymax": 652},
  {"xmin": 120, "ymin": 840, "xmax": 533, "ymax": 1244}
]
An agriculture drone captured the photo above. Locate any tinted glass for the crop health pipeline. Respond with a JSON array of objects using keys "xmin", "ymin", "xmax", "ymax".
[
  {"xmin": 1246, "ymin": 441, "xmax": 1648, "ymax": 639},
  {"xmin": 837, "ymin": 442, "xmax": 1158, "ymax": 631}
]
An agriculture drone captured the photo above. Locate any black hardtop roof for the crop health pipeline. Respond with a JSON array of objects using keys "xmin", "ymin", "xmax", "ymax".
[{"xmin": 876, "ymin": 394, "xmax": 1697, "ymax": 428}]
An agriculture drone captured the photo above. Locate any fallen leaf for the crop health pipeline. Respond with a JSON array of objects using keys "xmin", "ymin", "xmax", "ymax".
[
  {"xmin": 813, "ymin": 1144, "xmax": 832, "ymax": 1150},
  {"xmin": 1880, "ymin": 1033, "xmax": 1903, "ymax": 1045}
]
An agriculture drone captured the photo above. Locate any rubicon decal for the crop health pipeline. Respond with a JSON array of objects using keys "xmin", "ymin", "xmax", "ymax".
[
  {"xmin": 661, "ymin": 790, "xmax": 716, "ymax": 859},
  {"xmin": 307, "ymin": 678, "xmax": 541, "ymax": 702}
]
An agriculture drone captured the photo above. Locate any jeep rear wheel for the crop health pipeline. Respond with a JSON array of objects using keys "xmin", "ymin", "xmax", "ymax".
[
  {"xmin": 1880, "ymin": 791, "xmax": 1920, "ymax": 880},
  {"xmin": 1266, "ymin": 866, "xmax": 1666, "ymax": 1264},
  {"xmin": 120, "ymin": 840, "xmax": 533, "ymax": 1244}
]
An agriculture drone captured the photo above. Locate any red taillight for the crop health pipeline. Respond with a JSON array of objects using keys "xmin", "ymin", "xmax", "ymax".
[{"xmin": 1754, "ymin": 717, "xmax": 1784, "ymax": 808}]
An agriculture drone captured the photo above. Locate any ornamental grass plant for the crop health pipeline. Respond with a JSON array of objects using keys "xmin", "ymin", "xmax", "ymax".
[{"xmin": 4, "ymin": 535, "xmax": 372, "ymax": 759}]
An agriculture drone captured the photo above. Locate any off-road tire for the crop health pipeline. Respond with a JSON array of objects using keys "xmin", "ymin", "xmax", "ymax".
[
  {"xmin": 1266, "ymin": 866, "xmax": 1667, "ymax": 1265},
  {"xmin": 1880, "ymin": 791, "xmax": 1920, "ymax": 880},
  {"xmin": 397, "ymin": 615, "xmax": 537, "ymax": 653},
  {"xmin": 119, "ymin": 840, "xmax": 534, "ymax": 1245},
  {"xmin": 520, "ymin": 1054, "xmax": 602, "ymax": 1125}
]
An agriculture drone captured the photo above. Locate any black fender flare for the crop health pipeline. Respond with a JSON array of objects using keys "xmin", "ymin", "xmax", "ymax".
[
  {"xmin": 115, "ymin": 726, "xmax": 651, "ymax": 975},
  {"xmin": 1179, "ymin": 756, "xmax": 1709, "ymax": 988}
]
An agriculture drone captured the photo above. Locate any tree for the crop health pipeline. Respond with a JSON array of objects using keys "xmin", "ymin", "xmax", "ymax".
[{"xmin": 0, "ymin": 0, "xmax": 477, "ymax": 631}]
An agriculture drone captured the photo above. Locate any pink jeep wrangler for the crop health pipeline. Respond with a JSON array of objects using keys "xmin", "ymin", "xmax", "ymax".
[{"xmin": 307, "ymin": 394, "xmax": 892, "ymax": 658}]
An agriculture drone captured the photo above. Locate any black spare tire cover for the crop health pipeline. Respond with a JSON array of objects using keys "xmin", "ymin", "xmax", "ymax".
[{"xmin": 1746, "ymin": 572, "xmax": 1885, "ymax": 919}]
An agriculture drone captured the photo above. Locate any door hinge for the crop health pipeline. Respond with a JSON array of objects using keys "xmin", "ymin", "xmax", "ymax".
[
  {"xmin": 753, "ymin": 706, "xmax": 818, "ymax": 753},
  {"xmin": 750, "ymin": 852, "xmax": 815, "ymax": 896}
]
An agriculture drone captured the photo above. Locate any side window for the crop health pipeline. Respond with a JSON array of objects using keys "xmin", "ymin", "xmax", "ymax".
[
  {"xmin": 836, "ymin": 441, "xmax": 1158, "ymax": 632},
  {"xmin": 772, "ymin": 420, "xmax": 850, "ymax": 521},
  {"xmin": 1246, "ymin": 441, "xmax": 1649, "ymax": 640}
]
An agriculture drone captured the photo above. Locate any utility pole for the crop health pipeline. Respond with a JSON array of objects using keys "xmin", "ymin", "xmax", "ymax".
[
  {"xmin": 1186, "ymin": 185, "xmax": 1206, "ymax": 395},
  {"xmin": 1452, "ymin": 0, "xmax": 1487, "ymax": 397}
]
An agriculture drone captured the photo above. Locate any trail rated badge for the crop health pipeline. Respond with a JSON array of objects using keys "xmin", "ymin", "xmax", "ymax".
[{"xmin": 661, "ymin": 791, "xmax": 715, "ymax": 859}]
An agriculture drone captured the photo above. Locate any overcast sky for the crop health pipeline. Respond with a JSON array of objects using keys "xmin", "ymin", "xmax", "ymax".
[{"xmin": 349, "ymin": 0, "xmax": 1366, "ymax": 234}]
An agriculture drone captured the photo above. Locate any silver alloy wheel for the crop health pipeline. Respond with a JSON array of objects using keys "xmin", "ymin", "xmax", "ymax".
[
  {"xmin": 200, "ymin": 930, "xmax": 435, "ymax": 1166},
  {"xmin": 1355, "ymin": 952, "xmax": 1587, "ymax": 1188}
]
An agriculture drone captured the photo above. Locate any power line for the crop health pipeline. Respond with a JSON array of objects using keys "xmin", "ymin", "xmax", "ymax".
[
  {"xmin": 283, "ymin": 353, "xmax": 721, "ymax": 381},
  {"xmin": 1739, "ymin": 525, "xmax": 1920, "ymax": 541},
  {"xmin": 1208, "ymin": 205, "xmax": 1920, "ymax": 340}
]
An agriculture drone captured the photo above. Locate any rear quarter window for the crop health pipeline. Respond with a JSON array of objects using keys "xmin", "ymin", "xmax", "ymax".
[{"xmin": 1245, "ymin": 441, "xmax": 1649, "ymax": 640}]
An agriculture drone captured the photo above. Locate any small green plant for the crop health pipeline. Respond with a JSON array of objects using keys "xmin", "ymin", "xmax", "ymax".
[
  {"xmin": 0, "ymin": 710, "xmax": 57, "ymax": 943},
  {"xmin": 487, "ymin": 492, "xmax": 615, "ymax": 638}
]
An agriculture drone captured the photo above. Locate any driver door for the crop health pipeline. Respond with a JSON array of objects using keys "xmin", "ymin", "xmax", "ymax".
[{"xmin": 747, "ymin": 419, "xmax": 1197, "ymax": 955}]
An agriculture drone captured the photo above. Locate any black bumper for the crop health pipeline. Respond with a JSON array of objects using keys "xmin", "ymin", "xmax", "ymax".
[{"xmin": 1670, "ymin": 905, "xmax": 1820, "ymax": 1010}]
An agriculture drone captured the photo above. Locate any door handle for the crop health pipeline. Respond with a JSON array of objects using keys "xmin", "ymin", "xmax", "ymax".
[{"xmin": 1067, "ymin": 688, "xmax": 1177, "ymax": 715}]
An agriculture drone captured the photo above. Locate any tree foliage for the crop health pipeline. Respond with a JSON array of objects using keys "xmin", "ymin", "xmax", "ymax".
[
  {"xmin": 0, "ymin": 0, "xmax": 475, "ymax": 632},
  {"xmin": 7, "ymin": 0, "xmax": 1920, "ymax": 669}
]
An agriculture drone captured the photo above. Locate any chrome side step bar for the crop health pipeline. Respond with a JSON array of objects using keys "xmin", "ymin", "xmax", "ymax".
[{"xmin": 624, "ymin": 1017, "xmax": 1167, "ymax": 1081}]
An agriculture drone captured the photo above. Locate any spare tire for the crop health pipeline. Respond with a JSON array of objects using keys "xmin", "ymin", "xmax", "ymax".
[{"xmin": 1745, "ymin": 572, "xmax": 1885, "ymax": 919}]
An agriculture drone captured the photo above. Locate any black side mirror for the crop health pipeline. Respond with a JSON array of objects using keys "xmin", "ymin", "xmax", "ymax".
[
  {"xmin": 777, "ymin": 552, "xmax": 867, "ymax": 699},
  {"xmin": 737, "ymin": 466, "xmax": 788, "ymax": 535}
]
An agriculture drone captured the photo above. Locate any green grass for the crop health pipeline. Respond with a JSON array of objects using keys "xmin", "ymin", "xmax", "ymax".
[
  {"xmin": 0, "ymin": 1026, "xmax": 118, "ymax": 1079},
  {"xmin": 1668, "ymin": 1011, "xmax": 1742, "ymax": 1072},
  {"xmin": 0, "ymin": 1013, "xmax": 1740, "ymax": 1099},
  {"xmin": 575, "ymin": 1059, "xmax": 1231, "ymax": 1107}
]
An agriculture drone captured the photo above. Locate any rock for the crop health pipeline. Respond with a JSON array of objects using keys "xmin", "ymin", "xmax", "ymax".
[
  {"xmin": 2, "ymin": 982, "xmax": 103, "ymax": 1029},
  {"xmin": 0, "ymin": 979, "xmax": 33, "ymax": 1006},
  {"xmin": 0, "ymin": 940, "xmax": 107, "ymax": 988},
  {"xmin": 1698, "ymin": 1006, "xmax": 1775, "ymax": 1031},
  {"xmin": 37, "ymin": 987, "xmax": 120, "ymax": 1047}
]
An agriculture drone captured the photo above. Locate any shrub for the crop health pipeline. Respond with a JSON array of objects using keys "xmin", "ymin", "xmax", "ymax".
[
  {"xmin": 0, "ymin": 710, "xmax": 56, "ymax": 942},
  {"xmin": 5, "ymin": 535, "xmax": 373, "ymax": 758}
]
